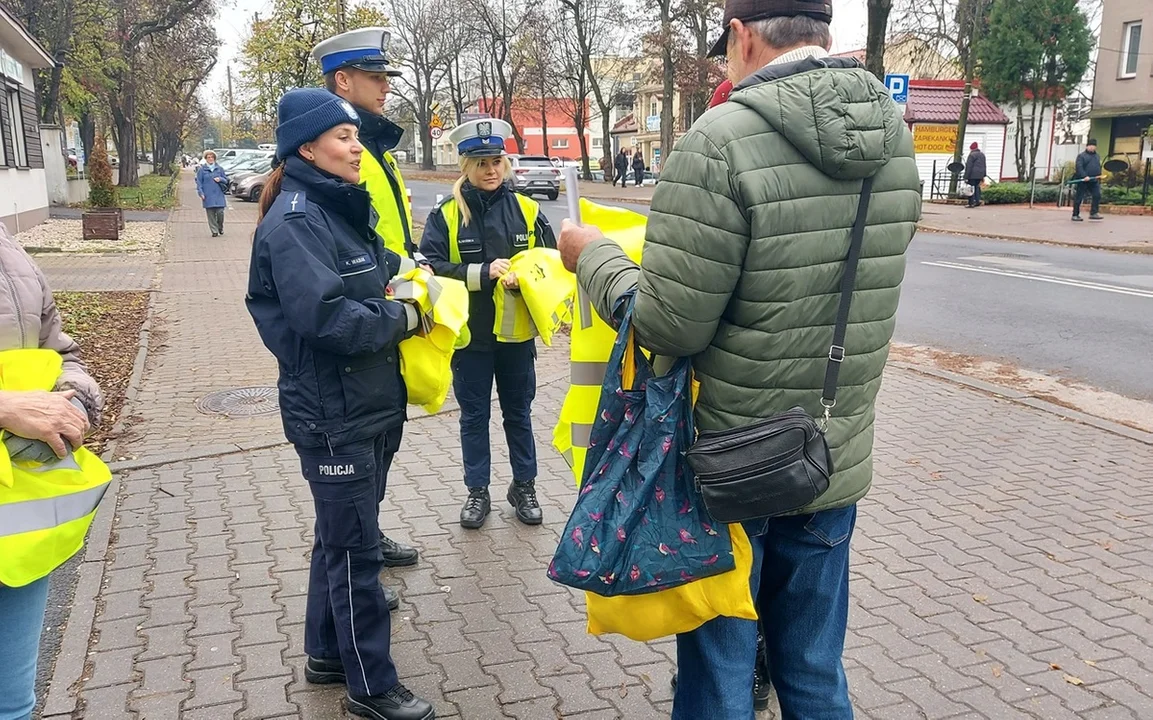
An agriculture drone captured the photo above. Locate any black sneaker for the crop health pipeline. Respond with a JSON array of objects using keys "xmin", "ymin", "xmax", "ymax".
[
  {"xmin": 460, "ymin": 487, "xmax": 491, "ymax": 529},
  {"xmin": 1072, "ymin": 215, "xmax": 1083, "ymax": 222},
  {"xmin": 507, "ymin": 482, "xmax": 543, "ymax": 525},
  {"xmin": 1089, "ymin": 213, "xmax": 1103, "ymax": 220},
  {"xmin": 379, "ymin": 533, "xmax": 419, "ymax": 567},
  {"xmin": 305, "ymin": 656, "xmax": 345, "ymax": 685},
  {"xmin": 383, "ymin": 584, "xmax": 400, "ymax": 611},
  {"xmin": 753, "ymin": 668, "xmax": 771, "ymax": 711},
  {"xmin": 347, "ymin": 684, "xmax": 435, "ymax": 720}
]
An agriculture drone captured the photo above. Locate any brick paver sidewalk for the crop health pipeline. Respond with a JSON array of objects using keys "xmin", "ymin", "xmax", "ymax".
[
  {"xmin": 918, "ymin": 203, "xmax": 1153, "ymax": 252},
  {"xmin": 39, "ymin": 176, "xmax": 1153, "ymax": 719}
]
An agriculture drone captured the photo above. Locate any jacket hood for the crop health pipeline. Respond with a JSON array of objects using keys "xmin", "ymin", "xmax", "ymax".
[{"xmin": 731, "ymin": 56, "xmax": 905, "ymax": 180}]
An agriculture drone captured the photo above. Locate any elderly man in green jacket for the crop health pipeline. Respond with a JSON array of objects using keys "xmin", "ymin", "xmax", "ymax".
[{"xmin": 558, "ymin": 0, "xmax": 922, "ymax": 717}]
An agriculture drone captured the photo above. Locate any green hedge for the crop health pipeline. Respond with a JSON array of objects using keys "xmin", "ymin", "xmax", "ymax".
[{"xmin": 980, "ymin": 182, "xmax": 1152, "ymax": 206}]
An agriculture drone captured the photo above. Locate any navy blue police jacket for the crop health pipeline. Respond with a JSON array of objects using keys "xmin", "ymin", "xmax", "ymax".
[
  {"xmin": 419, "ymin": 182, "xmax": 556, "ymax": 352},
  {"xmin": 246, "ymin": 156, "xmax": 416, "ymax": 449}
]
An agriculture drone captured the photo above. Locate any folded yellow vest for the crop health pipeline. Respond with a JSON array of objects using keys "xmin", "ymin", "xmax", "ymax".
[
  {"xmin": 552, "ymin": 199, "xmax": 757, "ymax": 641},
  {"xmin": 494, "ymin": 248, "xmax": 575, "ymax": 346},
  {"xmin": 389, "ymin": 269, "xmax": 471, "ymax": 414},
  {"xmin": 0, "ymin": 349, "xmax": 112, "ymax": 587}
]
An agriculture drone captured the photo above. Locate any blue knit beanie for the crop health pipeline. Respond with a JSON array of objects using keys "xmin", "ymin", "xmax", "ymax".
[{"xmin": 275, "ymin": 88, "xmax": 361, "ymax": 161}]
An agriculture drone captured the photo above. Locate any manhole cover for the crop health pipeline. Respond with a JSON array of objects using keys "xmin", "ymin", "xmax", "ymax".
[{"xmin": 196, "ymin": 387, "xmax": 280, "ymax": 417}]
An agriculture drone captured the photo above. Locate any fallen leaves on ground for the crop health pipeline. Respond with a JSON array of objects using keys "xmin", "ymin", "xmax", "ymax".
[
  {"xmin": 55, "ymin": 291, "xmax": 150, "ymax": 455},
  {"xmin": 1064, "ymin": 675, "xmax": 1084, "ymax": 686},
  {"xmin": 973, "ymin": 594, "xmax": 989, "ymax": 603}
]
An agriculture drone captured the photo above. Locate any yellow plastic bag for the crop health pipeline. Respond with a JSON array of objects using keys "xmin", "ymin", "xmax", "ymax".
[
  {"xmin": 509, "ymin": 247, "xmax": 575, "ymax": 347},
  {"xmin": 553, "ymin": 200, "xmax": 757, "ymax": 641},
  {"xmin": 390, "ymin": 270, "xmax": 471, "ymax": 413}
]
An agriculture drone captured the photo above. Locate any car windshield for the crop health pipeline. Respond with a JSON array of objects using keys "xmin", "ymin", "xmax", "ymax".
[{"xmin": 517, "ymin": 157, "xmax": 554, "ymax": 167}]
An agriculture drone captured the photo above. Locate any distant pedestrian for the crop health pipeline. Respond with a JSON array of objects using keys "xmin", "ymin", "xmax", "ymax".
[
  {"xmin": 1072, "ymin": 138, "xmax": 1103, "ymax": 222},
  {"xmin": 632, "ymin": 151, "xmax": 645, "ymax": 186},
  {"xmin": 964, "ymin": 142, "xmax": 986, "ymax": 208},
  {"xmin": 614, "ymin": 149, "xmax": 630, "ymax": 187},
  {"xmin": 195, "ymin": 151, "xmax": 228, "ymax": 236}
]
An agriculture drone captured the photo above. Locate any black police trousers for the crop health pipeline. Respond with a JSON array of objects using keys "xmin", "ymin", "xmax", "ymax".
[{"xmin": 296, "ymin": 427, "xmax": 403, "ymax": 697}]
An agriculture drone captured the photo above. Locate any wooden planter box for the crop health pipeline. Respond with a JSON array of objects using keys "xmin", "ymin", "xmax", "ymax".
[{"xmin": 82, "ymin": 208, "xmax": 123, "ymax": 241}]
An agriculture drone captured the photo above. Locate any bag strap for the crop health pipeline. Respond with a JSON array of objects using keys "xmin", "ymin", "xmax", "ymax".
[{"xmin": 820, "ymin": 175, "xmax": 876, "ymax": 425}]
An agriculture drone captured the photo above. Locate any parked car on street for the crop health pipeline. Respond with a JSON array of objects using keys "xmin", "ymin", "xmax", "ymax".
[
  {"xmin": 226, "ymin": 156, "xmax": 274, "ymax": 192},
  {"xmin": 509, "ymin": 154, "xmax": 561, "ymax": 200},
  {"xmin": 621, "ymin": 169, "xmax": 659, "ymax": 186},
  {"xmin": 233, "ymin": 167, "xmax": 273, "ymax": 202}
]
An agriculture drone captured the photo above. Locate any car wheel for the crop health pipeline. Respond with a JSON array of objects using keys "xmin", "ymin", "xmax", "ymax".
[
  {"xmin": 250, "ymin": 186, "xmax": 262, "ymax": 202},
  {"xmin": 547, "ymin": 191, "xmax": 559, "ymax": 201}
]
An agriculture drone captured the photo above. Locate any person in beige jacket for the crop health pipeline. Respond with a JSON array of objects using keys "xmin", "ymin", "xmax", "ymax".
[{"xmin": 0, "ymin": 221, "xmax": 104, "ymax": 720}]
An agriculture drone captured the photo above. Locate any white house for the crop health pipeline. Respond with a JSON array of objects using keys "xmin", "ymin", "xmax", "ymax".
[{"xmin": 0, "ymin": 4, "xmax": 54, "ymax": 232}]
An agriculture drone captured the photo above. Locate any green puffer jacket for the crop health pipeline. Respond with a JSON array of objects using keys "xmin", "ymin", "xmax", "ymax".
[{"xmin": 576, "ymin": 56, "xmax": 922, "ymax": 514}]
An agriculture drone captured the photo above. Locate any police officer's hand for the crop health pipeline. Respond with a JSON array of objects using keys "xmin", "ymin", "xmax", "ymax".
[
  {"xmin": 501, "ymin": 272, "xmax": 519, "ymax": 289},
  {"xmin": 489, "ymin": 259, "xmax": 512, "ymax": 279},
  {"xmin": 0, "ymin": 389, "xmax": 89, "ymax": 458}
]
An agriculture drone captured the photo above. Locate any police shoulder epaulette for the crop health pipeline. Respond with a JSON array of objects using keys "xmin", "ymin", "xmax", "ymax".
[{"xmin": 283, "ymin": 191, "xmax": 308, "ymax": 218}]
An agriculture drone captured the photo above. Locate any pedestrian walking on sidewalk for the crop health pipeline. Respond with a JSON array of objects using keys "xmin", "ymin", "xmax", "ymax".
[
  {"xmin": 419, "ymin": 118, "xmax": 556, "ymax": 531},
  {"xmin": 0, "ymin": 222, "xmax": 106, "ymax": 720},
  {"xmin": 964, "ymin": 142, "xmax": 986, "ymax": 207},
  {"xmin": 310, "ymin": 25, "xmax": 424, "ymax": 601},
  {"xmin": 245, "ymin": 88, "xmax": 435, "ymax": 720},
  {"xmin": 196, "ymin": 151, "xmax": 228, "ymax": 236},
  {"xmin": 632, "ymin": 150, "xmax": 646, "ymax": 186},
  {"xmin": 614, "ymin": 149, "xmax": 630, "ymax": 187},
  {"xmin": 558, "ymin": 0, "xmax": 921, "ymax": 716},
  {"xmin": 1072, "ymin": 138, "xmax": 1104, "ymax": 222}
]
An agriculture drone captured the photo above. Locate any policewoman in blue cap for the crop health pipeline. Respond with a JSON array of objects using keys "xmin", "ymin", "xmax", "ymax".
[
  {"xmin": 246, "ymin": 88, "xmax": 435, "ymax": 720},
  {"xmin": 420, "ymin": 118, "xmax": 555, "ymax": 530}
]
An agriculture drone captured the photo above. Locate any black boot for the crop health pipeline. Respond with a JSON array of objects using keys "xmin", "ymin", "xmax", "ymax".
[
  {"xmin": 305, "ymin": 656, "xmax": 346, "ymax": 685},
  {"xmin": 383, "ymin": 584, "xmax": 400, "ymax": 611},
  {"xmin": 460, "ymin": 487, "xmax": 491, "ymax": 529},
  {"xmin": 347, "ymin": 684, "xmax": 435, "ymax": 720},
  {"xmin": 754, "ymin": 629, "xmax": 772, "ymax": 711},
  {"xmin": 379, "ymin": 533, "xmax": 419, "ymax": 567},
  {"xmin": 507, "ymin": 481, "xmax": 543, "ymax": 525}
]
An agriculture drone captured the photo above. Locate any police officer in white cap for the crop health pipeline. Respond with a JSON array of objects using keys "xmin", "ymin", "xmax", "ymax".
[
  {"xmin": 419, "ymin": 119, "xmax": 555, "ymax": 530},
  {"xmin": 310, "ymin": 27, "xmax": 422, "ymax": 592}
]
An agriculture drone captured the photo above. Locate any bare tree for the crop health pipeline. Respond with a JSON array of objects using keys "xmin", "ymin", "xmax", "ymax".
[
  {"xmin": 520, "ymin": 4, "xmax": 564, "ymax": 155},
  {"xmin": 465, "ymin": 0, "xmax": 535, "ymax": 152},
  {"xmin": 676, "ymin": 0, "xmax": 723, "ymax": 125},
  {"xmin": 866, "ymin": 0, "xmax": 893, "ymax": 79},
  {"xmin": 387, "ymin": 0, "xmax": 455, "ymax": 169}
]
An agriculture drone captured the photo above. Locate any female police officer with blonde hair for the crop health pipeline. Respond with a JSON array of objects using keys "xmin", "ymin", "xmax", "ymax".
[
  {"xmin": 419, "ymin": 119, "xmax": 555, "ymax": 530},
  {"xmin": 246, "ymin": 88, "xmax": 434, "ymax": 720}
]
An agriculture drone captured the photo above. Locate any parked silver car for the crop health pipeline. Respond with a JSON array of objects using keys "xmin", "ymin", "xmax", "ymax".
[{"xmin": 508, "ymin": 154, "xmax": 561, "ymax": 200}]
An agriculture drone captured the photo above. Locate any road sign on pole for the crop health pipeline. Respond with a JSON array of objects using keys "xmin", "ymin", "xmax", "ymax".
[
  {"xmin": 884, "ymin": 74, "xmax": 910, "ymax": 105},
  {"xmin": 430, "ymin": 126, "xmax": 443, "ymax": 140}
]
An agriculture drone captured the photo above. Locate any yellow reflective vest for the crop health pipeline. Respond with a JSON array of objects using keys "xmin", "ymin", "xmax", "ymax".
[
  {"xmin": 361, "ymin": 148, "xmax": 414, "ymax": 258},
  {"xmin": 504, "ymin": 248, "xmax": 575, "ymax": 347},
  {"xmin": 389, "ymin": 269, "xmax": 471, "ymax": 414},
  {"xmin": 551, "ymin": 199, "xmax": 756, "ymax": 642},
  {"xmin": 0, "ymin": 349, "xmax": 112, "ymax": 587},
  {"xmin": 442, "ymin": 193, "xmax": 542, "ymax": 343}
]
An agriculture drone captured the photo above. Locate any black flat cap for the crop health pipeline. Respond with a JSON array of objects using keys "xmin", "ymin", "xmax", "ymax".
[{"xmin": 708, "ymin": 0, "xmax": 834, "ymax": 57}]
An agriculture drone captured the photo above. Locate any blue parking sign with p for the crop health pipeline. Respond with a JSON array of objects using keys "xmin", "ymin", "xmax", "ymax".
[{"xmin": 885, "ymin": 74, "xmax": 909, "ymax": 104}]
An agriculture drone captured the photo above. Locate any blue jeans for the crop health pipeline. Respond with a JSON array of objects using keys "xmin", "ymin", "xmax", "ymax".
[
  {"xmin": 0, "ymin": 576, "xmax": 51, "ymax": 720},
  {"xmin": 451, "ymin": 342, "xmax": 538, "ymax": 488},
  {"xmin": 673, "ymin": 505, "xmax": 857, "ymax": 720}
]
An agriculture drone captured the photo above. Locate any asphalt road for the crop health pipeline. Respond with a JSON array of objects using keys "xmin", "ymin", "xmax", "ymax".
[{"xmin": 408, "ymin": 179, "xmax": 1153, "ymax": 401}]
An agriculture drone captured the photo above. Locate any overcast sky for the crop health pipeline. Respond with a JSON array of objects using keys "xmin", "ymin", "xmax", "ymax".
[{"xmin": 204, "ymin": 0, "xmax": 870, "ymax": 103}]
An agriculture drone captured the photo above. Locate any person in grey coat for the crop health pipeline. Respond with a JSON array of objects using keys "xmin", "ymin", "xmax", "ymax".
[
  {"xmin": 196, "ymin": 150, "xmax": 229, "ymax": 236},
  {"xmin": 964, "ymin": 142, "xmax": 987, "ymax": 208}
]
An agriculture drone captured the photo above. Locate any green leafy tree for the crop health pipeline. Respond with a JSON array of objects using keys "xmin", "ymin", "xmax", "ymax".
[
  {"xmin": 237, "ymin": 0, "xmax": 388, "ymax": 131},
  {"xmin": 87, "ymin": 135, "xmax": 118, "ymax": 207},
  {"xmin": 978, "ymin": 0, "xmax": 1092, "ymax": 181}
]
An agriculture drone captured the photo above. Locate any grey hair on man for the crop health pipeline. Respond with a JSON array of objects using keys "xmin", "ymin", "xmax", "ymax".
[{"xmin": 746, "ymin": 14, "xmax": 831, "ymax": 50}]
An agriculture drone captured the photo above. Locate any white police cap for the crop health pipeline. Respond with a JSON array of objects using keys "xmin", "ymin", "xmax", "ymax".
[
  {"xmin": 448, "ymin": 118, "xmax": 513, "ymax": 158},
  {"xmin": 311, "ymin": 27, "xmax": 402, "ymax": 77}
]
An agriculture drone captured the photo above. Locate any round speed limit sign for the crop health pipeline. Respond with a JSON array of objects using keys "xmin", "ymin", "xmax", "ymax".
[{"xmin": 430, "ymin": 127, "xmax": 443, "ymax": 139}]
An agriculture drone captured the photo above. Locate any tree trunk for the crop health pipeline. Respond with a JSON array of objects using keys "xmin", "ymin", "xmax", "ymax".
[
  {"xmin": 659, "ymin": 0, "xmax": 675, "ymax": 168},
  {"xmin": 1015, "ymin": 101, "xmax": 1028, "ymax": 182},
  {"xmin": 79, "ymin": 111, "xmax": 96, "ymax": 169},
  {"xmin": 865, "ymin": 0, "xmax": 893, "ymax": 80},
  {"xmin": 540, "ymin": 94, "xmax": 549, "ymax": 157},
  {"xmin": 111, "ymin": 94, "xmax": 140, "ymax": 187}
]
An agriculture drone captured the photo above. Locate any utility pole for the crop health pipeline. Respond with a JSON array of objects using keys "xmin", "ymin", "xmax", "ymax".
[{"xmin": 227, "ymin": 64, "xmax": 236, "ymax": 146}]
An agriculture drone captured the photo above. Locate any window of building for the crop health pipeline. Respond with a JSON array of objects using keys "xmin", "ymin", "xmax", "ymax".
[
  {"xmin": 649, "ymin": 101, "xmax": 660, "ymax": 117},
  {"xmin": 551, "ymin": 138, "xmax": 569, "ymax": 149},
  {"xmin": 591, "ymin": 137, "xmax": 603, "ymax": 148},
  {"xmin": 5, "ymin": 89, "xmax": 26, "ymax": 166},
  {"xmin": 1121, "ymin": 21, "xmax": 1142, "ymax": 78}
]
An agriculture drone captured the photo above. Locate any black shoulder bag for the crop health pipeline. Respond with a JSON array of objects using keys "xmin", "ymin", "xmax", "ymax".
[{"xmin": 683, "ymin": 176, "xmax": 875, "ymax": 523}]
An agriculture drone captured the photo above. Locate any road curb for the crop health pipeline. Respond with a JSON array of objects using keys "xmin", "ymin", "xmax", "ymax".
[
  {"xmin": 42, "ymin": 275, "xmax": 160, "ymax": 718},
  {"xmin": 916, "ymin": 224, "xmax": 1153, "ymax": 254},
  {"xmin": 890, "ymin": 361, "xmax": 1153, "ymax": 447}
]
